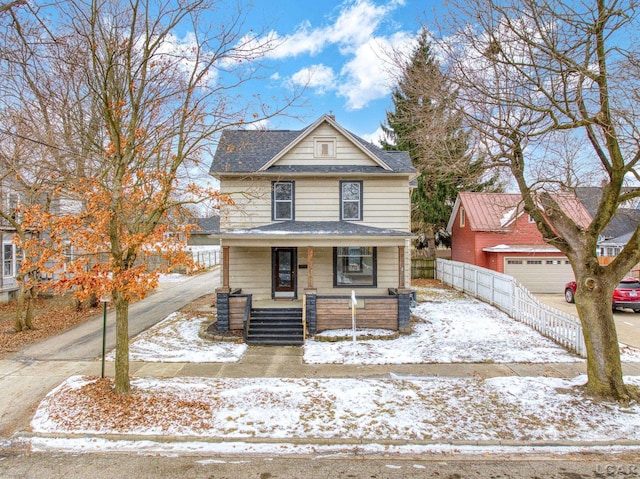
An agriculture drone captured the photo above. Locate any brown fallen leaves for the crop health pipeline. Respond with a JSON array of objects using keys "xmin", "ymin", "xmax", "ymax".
[
  {"xmin": 46, "ymin": 377, "xmax": 216, "ymax": 433},
  {"xmin": 0, "ymin": 295, "xmax": 102, "ymax": 358}
]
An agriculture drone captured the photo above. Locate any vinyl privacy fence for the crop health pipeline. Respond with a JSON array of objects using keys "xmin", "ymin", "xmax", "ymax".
[{"xmin": 436, "ymin": 259, "xmax": 586, "ymax": 357}]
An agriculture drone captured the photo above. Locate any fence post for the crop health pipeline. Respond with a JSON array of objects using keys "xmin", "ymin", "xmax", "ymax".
[{"xmin": 511, "ymin": 279, "xmax": 517, "ymax": 318}]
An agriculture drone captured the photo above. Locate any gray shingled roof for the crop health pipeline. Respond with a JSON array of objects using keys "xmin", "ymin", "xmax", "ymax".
[
  {"xmin": 192, "ymin": 216, "xmax": 220, "ymax": 235},
  {"xmin": 210, "ymin": 124, "xmax": 414, "ymax": 175},
  {"xmin": 576, "ymin": 187, "xmax": 640, "ymax": 239},
  {"xmin": 221, "ymin": 221, "xmax": 412, "ymax": 237}
]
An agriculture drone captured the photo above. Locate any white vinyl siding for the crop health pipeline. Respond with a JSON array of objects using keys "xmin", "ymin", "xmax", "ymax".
[
  {"xmin": 361, "ymin": 178, "xmax": 410, "ymax": 230},
  {"xmin": 228, "ymin": 247, "xmax": 272, "ymax": 298},
  {"xmin": 275, "ymin": 123, "xmax": 381, "ymax": 167},
  {"xmin": 220, "ymin": 179, "xmax": 272, "ymax": 231},
  {"xmin": 220, "ymin": 177, "xmax": 410, "ymax": 232},
  {"xmin": 227, "ymin": 246, "xmax": 403, "ymax": 301}
]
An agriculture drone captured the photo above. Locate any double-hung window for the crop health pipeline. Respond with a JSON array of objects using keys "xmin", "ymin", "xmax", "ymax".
[
  {"xmin": 3, "ymin": 244, "xmax": 14, "ymax": 277},
  {"xmin": 334, "ymin": 247, "xmax": 376, "ymax": 287},
  {"xmin": 272, "ymin": 181, "xmax": 294, "ymax": 221},
  {"xmin": 340, "ymin": 180, "xmax": 362, "ymax": 221}
]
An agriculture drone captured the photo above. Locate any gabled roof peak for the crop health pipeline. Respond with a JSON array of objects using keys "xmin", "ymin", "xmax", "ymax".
[{"xmin": 210, "ymin": 116, "xmax": 415, "ymax": 176}]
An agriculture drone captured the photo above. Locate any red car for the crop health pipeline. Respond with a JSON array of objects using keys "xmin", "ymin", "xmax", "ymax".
[{"xmin": 565, "ymin": 277, "xmax": 640, "ymax": 312}]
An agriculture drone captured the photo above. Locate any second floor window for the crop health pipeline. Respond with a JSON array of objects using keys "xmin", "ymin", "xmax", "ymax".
[
  {"xmin": 272, "ymin": 181, "xmax": 294, "ymax": 221},
  {"xmin": 340, "ymin": 180, "xmax": 362, "ymax": 221}
]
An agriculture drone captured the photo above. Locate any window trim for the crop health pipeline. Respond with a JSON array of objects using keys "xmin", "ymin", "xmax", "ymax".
[
  {"xmin": 271, "ymin": 180, "xmax": 295, "ymax": 221},
  {"xmin": 333, "ymin": 246, "xmax": 377, "ymax": 288},
  {"xmin": 460, "ymin": 207, "xmax": 466, "ymax": 227},
  {"xmin": 340, "ymin": 180, "xmax": 363, "ymax": 221}
]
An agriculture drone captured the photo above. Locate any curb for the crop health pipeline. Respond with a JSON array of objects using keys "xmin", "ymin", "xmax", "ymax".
[{"xmin": 17, "ymin": 431, "xmax": 640, "ymax": 449}]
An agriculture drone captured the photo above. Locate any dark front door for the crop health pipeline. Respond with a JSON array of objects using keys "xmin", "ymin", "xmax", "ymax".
[{"xmin": 273, "ymin": 248, "xmax": 296, "ymax": 297}]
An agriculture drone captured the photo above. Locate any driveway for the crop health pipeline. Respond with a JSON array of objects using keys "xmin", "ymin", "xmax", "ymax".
[
  {"xmin": 535, "ymin": 293, "xmax": 640, "ymax": 348},
  {"xmin": 13, "ymin": 268, "xmax": 221, "ymax": 362}
]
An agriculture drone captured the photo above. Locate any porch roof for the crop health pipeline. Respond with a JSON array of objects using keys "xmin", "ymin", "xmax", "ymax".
[
  {"xmin": 482, "ymin": 244, "xmax": 562, "ymax": 253},
  {"xmin": 218, "ymin": 221, "xmax": 412, "ymax": 245}
]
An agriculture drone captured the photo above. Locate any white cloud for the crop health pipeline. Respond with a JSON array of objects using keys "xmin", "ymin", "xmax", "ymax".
[
  {"xmin": 338, "ymin": 31, "xmax": 414, "ymax": 110},
  {"xmin": 289, "ymin": 64, "xmax": 337, "ymax": 94},
  {"xmin": 263, "ymin": 1, "xmax": 395, "ymax": 60},
  {"xmin": 252, "ymin": 1, "xmax": 416, "ymax": 110},
  {"xmin": 151, "ymin": 31, "xmax": 220, "ymax": 85},
  {"xmin": 360, "ymin": 125, "xmax": 385, "ymax": 146},
  {"xmin": 325, "ymin": 0, "xmax": 392, "ymax": 54}
]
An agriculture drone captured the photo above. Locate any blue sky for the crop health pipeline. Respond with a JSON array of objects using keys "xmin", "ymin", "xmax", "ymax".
[{"xmin": 234, "ymin": 0, "xmax": 432, "ymax": 143}]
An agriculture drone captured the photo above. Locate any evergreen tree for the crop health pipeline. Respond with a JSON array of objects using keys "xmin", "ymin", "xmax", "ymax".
[{"xmin": 382, "ymin": 29, "xmax": 499, "ymax": 255}]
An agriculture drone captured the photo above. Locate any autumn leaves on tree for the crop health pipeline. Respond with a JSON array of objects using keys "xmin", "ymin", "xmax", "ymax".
[{"xmin": 2, "ymin": 0, "xmax": 294, "ymax": 393}]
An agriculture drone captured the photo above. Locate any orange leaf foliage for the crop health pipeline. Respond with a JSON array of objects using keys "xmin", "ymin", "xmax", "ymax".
[{"xmin": 20, "ymin": 171, "xmax": 219, "ymax": 303}]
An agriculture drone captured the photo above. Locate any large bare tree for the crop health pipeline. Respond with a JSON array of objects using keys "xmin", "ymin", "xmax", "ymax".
[
  {"xmin": 1, "ymin": 0, "xmax": 108, "ymax": 329},
  {"xmin": 435, "ymin": 0, "xmax": 640, "ymax": 400},
  {"xmin": 7, "ymin": 0, "xmax": 300, "ymax": 394}
]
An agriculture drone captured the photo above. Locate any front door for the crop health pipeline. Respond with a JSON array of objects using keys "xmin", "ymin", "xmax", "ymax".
[{"xmin": 273, "ymin": 248, "xmax": 296, "ymax": 298}]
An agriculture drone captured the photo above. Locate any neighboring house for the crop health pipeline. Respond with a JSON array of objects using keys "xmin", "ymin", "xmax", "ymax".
[
  {"xmin": 0, "ymin": 187, "xmax": 19, "ymax": 302},
  {"xmin": 188, "ymin": 216, "xmax": 220, "ymax": 246},
  {"xmin": 446, "ymin": 192, "xmax": 591, "ymax": 293},
  {"xmin": 209, "ymin": 114, "xmax": 416, "ymax": 344},
  {"xmin": 186, "ymin": 216, "xmax": 221, "ymax": 269},
  {"xmin": 575, "ymin": 186, "xmax": 640, "ymax": 259}
]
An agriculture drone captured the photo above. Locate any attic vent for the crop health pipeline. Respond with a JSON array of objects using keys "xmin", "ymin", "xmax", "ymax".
[{"xmin": 314, "ymin": 138, "xmax": 336, "ymax": 158}]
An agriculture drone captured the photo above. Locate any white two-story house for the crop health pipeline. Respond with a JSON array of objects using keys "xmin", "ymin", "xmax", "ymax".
[{"xmin": 209, "ymin": 115, "xmax": 416, "ymax": 344}]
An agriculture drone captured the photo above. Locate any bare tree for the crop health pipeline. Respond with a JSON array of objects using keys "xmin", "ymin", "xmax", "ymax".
[
  {"xmin": 435, "ymin": 0, "xmax": 640, "ymax": 400},
  {"xmin": 8, "ymin": 0, "xmax": 300, "ymax": 394},
  {"xmin": 0, "ymin": 0, "xmax": 108, "ymax": 328}
]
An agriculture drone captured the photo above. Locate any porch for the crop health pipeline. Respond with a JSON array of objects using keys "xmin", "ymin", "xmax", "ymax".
[
  {"xmin": 216, "ymin": 287, "xmax": 411, "ymax": 345},
  {"xmin": 213, "ymin": 222, "xmax": 414, "ymax": 344}
]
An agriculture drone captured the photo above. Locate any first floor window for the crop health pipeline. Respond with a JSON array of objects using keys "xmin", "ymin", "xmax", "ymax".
[
  {"xmin": 334, "ymin": 246, "xmax": 376, "ymax": 287},
  {"xmin": 3, "ymin": 244, "xmax": 14, "ymax": 277}
]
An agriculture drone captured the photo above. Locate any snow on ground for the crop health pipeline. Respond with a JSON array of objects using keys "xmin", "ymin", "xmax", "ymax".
[
  {"xmin": 30, "ymin": 374, "xmax": 640, "ymax": 455},
  {"xmin": 157, "ymin": 273, "xmax": 191, "ymax": 283},
  {"xmin": 26, "ymin": 284, "xmax": 640, "ymax": 455},
  {"xmin": 108, "ymin": 312, "xmax": 246, "ymax": 363},
  {"xmin": 305, "ymin": 294, "xmax": 583, "ymax": 364},
  {"xmin": 114, "ymin": 285, "xmax": 640, "ymax": 364}
]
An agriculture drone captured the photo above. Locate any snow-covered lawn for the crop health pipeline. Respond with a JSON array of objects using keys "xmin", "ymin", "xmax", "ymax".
[
  {"xmin": 27, "ymin": 283, "xmax": 640, "ymax": 456},
  {"xmin": 110, "ymin": 312, "xmax": 246, "ymax": 363},
  {"xmin": 122, "ymin": 285, "xmax": 640, "ymax": 364},
  {"xmin": 305, "ymin": 294, "xmax": 583, "ymax": 364},
  {"xmin": 30, "ymin": 374, "xmax": 640, "ymax": 456}
]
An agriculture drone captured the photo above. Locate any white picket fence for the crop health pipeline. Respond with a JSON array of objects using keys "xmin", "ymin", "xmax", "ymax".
[{"xmin": 436, "ymin": 258, "xmax": 586, "ymax": 357}]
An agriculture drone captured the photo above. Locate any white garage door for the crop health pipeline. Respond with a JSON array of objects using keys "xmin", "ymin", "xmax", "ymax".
[{"xmin": 504, "ymin": 257, "xmax": 575, "ymax": 294}]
